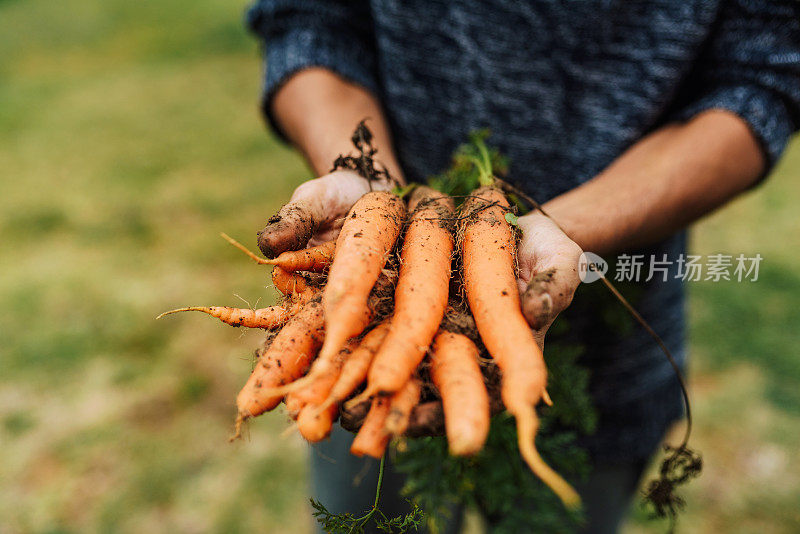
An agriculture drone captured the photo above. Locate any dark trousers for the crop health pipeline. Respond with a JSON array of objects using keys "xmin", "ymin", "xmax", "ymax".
[{"xmin": 309, "ymin": 425, "xmax": 649, "ymax": 534}]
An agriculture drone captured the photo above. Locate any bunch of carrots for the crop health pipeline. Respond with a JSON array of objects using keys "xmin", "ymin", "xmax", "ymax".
[{"xmin": 158, "ymin": 128, "xmax": 580, "ymax": 509}]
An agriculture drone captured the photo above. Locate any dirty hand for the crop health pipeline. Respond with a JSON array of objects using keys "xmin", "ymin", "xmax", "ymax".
[
  {"xmin": 256, "ymin": 170, "xmax": 393, "ymax": 258},
  {"xmin": 516, "ymin": 211, "xmax": 583, "ymax": 349}
]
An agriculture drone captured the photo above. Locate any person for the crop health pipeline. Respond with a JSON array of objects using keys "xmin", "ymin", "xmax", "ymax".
[{"xmin": 244, "ymin": 1, "xmax": 800, "ymax": 532}]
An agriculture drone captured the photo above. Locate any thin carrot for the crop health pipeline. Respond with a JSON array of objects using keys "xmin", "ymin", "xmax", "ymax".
[
  {"xmin": 271, "ymin": 265, "xmax": 312, "ymax": 295},
  {"xmin": 348, "ymin": 187, "xmax": 453, "ymax": 406},
  {"xmin": 256, "ymin": 267, "xmax": 392, "ymax": 400},
  {"xmin": 350, "ymin": 397, "xmax": 391, "ymax": 459},
  {"xmin": 316, "ymin": 191, "xmax": 405, "ymax": 373},
  {"xmin": 289, "ymin": 341, "xmax": 353, "ymax": 404},
  {"xmin": 296, "ymin": 400, "xmax": 338, "ymax": 442},
  {"xmin": 221, "ymin": 233, "xmax": 335, "ymax": 272},
  {"xmin": 156, "ymin": 305, "xmax": 289, "ymax": 329},
  {"xmin": 284, "ymin": 393, "xmax": 304, "ymax": 420},
  {"xmin": 234, "ymin": 297, "xmax": 325, "ymax": 434},
  {"xmin": 270, "ymin": 240, "xmax": 336, "ymax": 272},
  {"xmin": 315, "ymin": 320, "xmax": 392, "ymax": 417},
  {"xmin": 385, "ymin": 378, "xmax": 422, "ymax": 437},
  {"xmin": 430, "ymin": 330, "xmax": 490, "ymax": 456},
  {"xmin": 286, "ymin": 340, "xmax": 352, "ymax": 425},
  {"xmin": 461, "ymin": 186, "xmax": 580, "ymax": 509},
  {"xmin": 256, "ymin": 313, "xmax": 372, "ymax": 400},
  {"xmin": 294, "ymin": 340, "xmax": 360, "ymax": 442}
]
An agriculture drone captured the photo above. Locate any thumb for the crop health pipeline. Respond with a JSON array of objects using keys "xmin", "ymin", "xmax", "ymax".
[
  {"xmin": 521, "ymin": 265, "xmax": 580, "ymax": 331},
  {"xmin": 257, "ymin": 185, "xmax": 325, "ymax": 258},
  {"xmin": 257, "ymin": 170, "xmax": 384, "ymax": 258},
  {"xmin": 257, "ymin": 203, "xmax": 321, "ymax": 259}
]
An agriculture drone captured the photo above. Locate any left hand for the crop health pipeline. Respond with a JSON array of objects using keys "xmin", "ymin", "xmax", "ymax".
[{"xmin": 516, "ymin": 211, "xmax": 583, "ymax": 350}]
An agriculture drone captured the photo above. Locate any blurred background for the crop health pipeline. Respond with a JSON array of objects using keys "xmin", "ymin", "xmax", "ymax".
[{"xmin": 1, "ymin": 1, "xmax": 798, "ymax": 532}]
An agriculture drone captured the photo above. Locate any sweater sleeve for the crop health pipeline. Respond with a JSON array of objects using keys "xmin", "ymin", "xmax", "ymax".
[
  {"xmin": 672, "ymin": 0, "xmax": 800, "ymax": 171},
  {"xmin": 245, "ymin": 0, "xmax": 379, "ymax": 138}
]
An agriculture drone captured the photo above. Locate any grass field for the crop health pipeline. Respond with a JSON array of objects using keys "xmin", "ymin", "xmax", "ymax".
[{"xmin": 1, "ymin": 1, "xmax": 798, "ymax": 532}]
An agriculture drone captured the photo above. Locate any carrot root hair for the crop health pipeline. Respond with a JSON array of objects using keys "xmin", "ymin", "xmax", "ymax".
[
  {"xmin": 280, "ymin": 424, "xmax": 299, "ymax": 439},
  {"xmin": 156, "ymin": 307, "xmax": 206, "ymax": 320},
  {"xmin": 344, "ymin": 386, "xmax": 377, "ymax": 412},
  {"xmin": 312, "ymin": 396, "xmax": 337, "ymax": 418},
  {"xmin": 221, "ymin": 232, "xmax": 272, "ymax": 264},
  {"xmin": 230, "ymin": 412, "xmax": 248, "ymax": 442}
]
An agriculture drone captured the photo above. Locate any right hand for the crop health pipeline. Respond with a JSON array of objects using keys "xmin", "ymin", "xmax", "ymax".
[{"xmin": 257, "ymin": 170, "xmax": 392, "ymax": 258}]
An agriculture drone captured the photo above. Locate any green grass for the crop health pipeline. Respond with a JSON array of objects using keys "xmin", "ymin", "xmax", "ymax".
[
  {"xmin": 1, "ymin": 0, "xmax": 799, "ymax": 532},
  {"xmin": 0, "ymin": 0, "xmax": 311, "ymax": 532}
]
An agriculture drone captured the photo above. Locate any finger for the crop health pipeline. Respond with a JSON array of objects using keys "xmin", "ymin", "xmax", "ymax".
[
  {"xmin": 521, "ymin": 253, "xmax": 581, "ymax": 330},
  {"xmin": 344, "ymin": 393, "xmax": 505, "ymax": 438},
  {"xmin": 257, "ymin": 193, "xmax": 325, "ymax": 258},
  {"xmin": 533, "ymin": 329, "xmax": 546, "ymax": 352},
  {"xmin": 258, "ymin": 170, "xmax": 379, "ymax": 257},
  {"xmin": 339, "ymin": 397, "xmax": 370, "ymax": 433},
  {"xmin": 404, "ymin": 392, "xmax": 505, "ymax": 438},
  {"xmin": 404, "ymin": 400, "xmax": 445, "ymax": 438},
  {"xmin": 522, "ymin": 268, "xmax": 557, "ymax": 329}
]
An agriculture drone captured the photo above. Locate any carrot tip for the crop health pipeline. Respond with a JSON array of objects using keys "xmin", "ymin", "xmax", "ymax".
[
  {"xmin": 156, "ymin": 307, "xmax": 195, "ymax": 320},
  {"xmin": 448, "ymin": 438, "xmax": 480, "ymax": 457},
  {"xmin": 515, "ymin": 406, "xmax": 581, "ymax": 510}
]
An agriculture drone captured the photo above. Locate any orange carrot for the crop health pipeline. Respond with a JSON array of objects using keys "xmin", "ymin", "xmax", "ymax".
[
  {"xmin": 269, "ymin": 240, "xmax": 335, "ymax": 272},
  {"xmin": 271, "ymin": 265, "xmax": 312, "ymax": 295},
  {"xmin": 289, "ymin": 341, "xmax": 353, "ymax": 405},
  {"xmin": 290, "ymin": 339, "xmax": 358, "ymax": 440},
  {"xmin": 256, "ymin": 310, "xmax": 373, "ymax": 400},
  {"xmin": 156, "ymin": 305, "xmax": 289, "ymax": 329},
  {"xmin": 315, "ymin": 320, "xmax": 392, "ymax": 416},
  {"xmin": 317, "ymin": 191, "xmax": 405, "ymax": 371},
  {"xmin": 385, "ymin": 378, "xmax": 422, "ymax": 436},
  {"xmin": 460, "ymin": 186, "xmax": 579, "ymax": 508},
  {"xmin": 284, "ymin": 393, "xmax": 304, "ymax": 420},
  {"xmin": 297, "ymin": 402, "xmax": 338, "ymax": 442},
  {"xmin": 350, "ymin": 397, "xmax": 391, "ymax": 459},
  {"xmin": 430, "ymin": 330, "xmax": 490, "ymax": 456},
  {"xmin": 286, "ymin": 340, "xmax": 352, "ymax": 430},
  {"xmin": 285, "ymin": 284, "xmax": 318, "ymax": 308},
  {"xmin": 349, "ymin": 187, "xmax": 453, "ymax": 404},
  {"xmin": 234, "ymin": 297, "xmax": 325, "ymax": 427},
  {"xmin": 221, "ymin": 233, "xmax": 335, "ymax": 272}
]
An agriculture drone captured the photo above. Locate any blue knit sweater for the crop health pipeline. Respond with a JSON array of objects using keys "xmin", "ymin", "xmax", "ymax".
[{"xmin": 246, "ymin": 0, "xmax": 800, "ymax": 461}]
